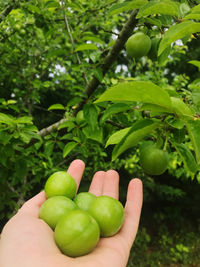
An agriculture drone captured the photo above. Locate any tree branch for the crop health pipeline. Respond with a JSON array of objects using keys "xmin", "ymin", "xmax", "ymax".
[
  {"xmin": 38, "ymin": 118, "xmax": 66, "ymax": 138},
  {"xmin": 37, "ymin": 9, "xmax": 138, "ymax": 138}
]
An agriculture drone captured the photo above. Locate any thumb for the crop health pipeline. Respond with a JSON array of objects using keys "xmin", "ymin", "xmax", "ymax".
[{"xmin": 18, "ymin": 191, "xmax": 46, "ymax": 217}]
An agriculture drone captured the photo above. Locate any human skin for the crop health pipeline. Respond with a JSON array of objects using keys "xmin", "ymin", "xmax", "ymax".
[{"xmin": 0, "ymin": 159, "xmax": 143, "ymax": 267}]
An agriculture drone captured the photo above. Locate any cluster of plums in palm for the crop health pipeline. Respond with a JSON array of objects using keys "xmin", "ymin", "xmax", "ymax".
[{"xmin": 39, "ymin": 171, "xmax": 124, "ymax": 257}]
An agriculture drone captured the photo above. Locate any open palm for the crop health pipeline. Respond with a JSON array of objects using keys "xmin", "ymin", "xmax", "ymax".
[{"xmin": 0, "ymin": 159, "xmax": 143, "ymax": 267}]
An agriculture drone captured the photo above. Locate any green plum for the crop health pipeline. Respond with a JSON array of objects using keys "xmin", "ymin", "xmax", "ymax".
[
  {"xmin": 74, "ymin": 192, "xmax": 96, "ymax": 212},
  {"xmin": 54, "ymin": 209, "xmax": 100, "ymax": 257},
  {"xmin": 125, "ymin": 32, "xmax": 151, "ymax": 59},
  {"xmin": 88, "ymin": 195, "xmax": 124, "ymax": 237},
  {"xmin": 45, "ymin": 171, "xmax": 77, "ymax": 199},
  {"xmin": 39, "ymin": 196, "xmax": 77, "ymax": 229}
]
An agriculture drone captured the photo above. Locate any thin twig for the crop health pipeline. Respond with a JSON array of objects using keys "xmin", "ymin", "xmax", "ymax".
[{"xmin": 60, "ymin": 0, "xmax": 89, "ymax": 85}]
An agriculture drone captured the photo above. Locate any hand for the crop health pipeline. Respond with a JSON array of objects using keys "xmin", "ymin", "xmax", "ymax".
[{"xmin": 0, "ymin": 159, "xmax": 143, "ymax": 267}]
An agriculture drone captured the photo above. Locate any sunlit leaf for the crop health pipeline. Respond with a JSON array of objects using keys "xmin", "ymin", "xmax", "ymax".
[
  {"xmin": 95, "ymin": 81, "xmax": 172, "ymax": 110},
  {"xmin": 158, "ymin": 21, "xmax": 200, "ymax": 56}
]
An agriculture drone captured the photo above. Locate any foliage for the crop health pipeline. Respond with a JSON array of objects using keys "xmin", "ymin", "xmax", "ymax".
[{"xmin": 1, "ymin": 0, "xmax": 200, "ymax": 264}]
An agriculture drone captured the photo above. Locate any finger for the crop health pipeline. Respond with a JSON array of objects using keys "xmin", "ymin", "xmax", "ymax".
[
  {"xmin": 18, "ymin": 191, "xmax": 46, "ymax": 217},
  {"xmin": 89, "ymin": 171, "xmax": 106, "ymax": 196},
  {"xmin": 102, "ymin": 170, "xmax": 119, "ymax": 199},
  {"xmin": 67, "ymin": 159, "xmax": 85, "ymax": 191},
  {"xmin": 119, "ymin": 178, "xmax": 143, "ymax": 249}
]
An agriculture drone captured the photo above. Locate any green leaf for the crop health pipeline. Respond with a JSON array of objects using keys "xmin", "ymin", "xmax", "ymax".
[
  {"xmin": 48, "ymin": 104, "xmax": 65, "ymax": 111},
  {"xmin": 106, "ymin": 127, "xmax": 131, "ymax": 147},
  {"xmin": 173, "ymin": 142, "xmax": 198, "ymax": 173},
  {"xmin": 93, "ymin": 68, "xmax": 103, "ymax": 82},
  {"xmin": 137, "ymin": 1, "xmax": 180, "ymax": 18},
  {"xmin": 75, "ymin": 44, "xmax": 98, "ymax": 52},
  {"xmin": 173, "ymin": 128, "xmax": 186, "ymax": 144},
  {"xmin": 139, "ymin": 103, "xmax": 171, "ymax": 117},
  {"xmin": 44, "ymin": 140, "xmax": 55, "ymax": 157},
  {"xmin": 63, "ymin": 142, "xmax": 78, "ymax": 158},
  {"xmin": 0, "ymin": 113, "xmax": 14, "ymax": 125},
  {"xmin": 145, "ymin": 17, "xmax": 162, "ymax": 28},
  {"xmin": 188, "ymin": 60, "xmax": 200, "ymax": 70},
  {"xmin": 112, "ymin": 119, "xmax": 160, "ymax": 160},
  {"xmin": 158, "ymin": 21, "xmax": 200, "ymax": 56},
  {"xmin": 60, "ymin": 133, "xmax": 73, "ymax": 140},
  {"xmin": 179, "ymin": 3, "xmax": 190, "ymax": 17},
  {"xmin": 83, "ymin": 104, "xmax": 99, "ymax": 130},
  {"xmin": 190, "ymin": 4, "xmax": 200, "ymax": 13},
  {"xmin": 166, "ymin": 117, "xmax": 185, "ymax": 129},
  {"xmin": 19, "ymin": 132, "xmax": 33, "ymax": 143},
  {"xmin": 170, "ymin": 97, "xmax": 194, "ymax": 120},
  {"xmin": 44, "ymin": 0, "xmax": 60, "ymax": 8},
  {"xmin": 186, "ymin": 119, "xmax": 200, "ymax": 165},
  {"xmin": 15, "ymin": 116, "xmax": 33, "ymax": 124},
  {"xmin": 0, "ymin": 131, "xmax": 12, "ymax": 145},
  {"xmin": 82, "ymin": 35, "xmax": 104, "ymax": 45},
  {"xmin": 7, "ymin": 100, "xmax": 17, "ymax": 105},
  {"xmin": 58, "ymin": 121, "xmax": 75, "ymax": 131},
  {"xmin": 108, "ymin": 0, "xmax": 147, "ymax": 16},
  {"xmin": 101, "ymin": 103, "xmax": 131, "ymax": 124},
  {"xmin": 184, "ymin": 14, "xmax": 200, "ymax": 20},
  {"xmin": 158, "ymin": 46, "xmax": 171, "ymax": 66},
  {"xmin": 83, "ymin": 125, "xmax": 103, "ymax": 143},
  {"xmin": 95, "ymin": 81, "xmax": 172, "ymax": 110}
]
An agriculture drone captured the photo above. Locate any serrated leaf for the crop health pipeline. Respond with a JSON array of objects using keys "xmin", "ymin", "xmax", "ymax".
[
  {"xmin": 101, "ymin": 103, "xmax": 131, "ymax": 124},
  {"xmin": 75, "ymin": 44, "xmax": 98, "ymax": 52},
  {"xmin": 186, "ymin": 119, "xmax": 200, "ymax": 165},
  {"xmin": 48, "ymin": 104, "xmax": 65, "ymax": 111},
  {"xmin": 173, "ymin": 142, "xmax": 198, "ymax": 173},
  {"xmin": 158, "ymin": 21, "xmax": 200, "ymax": 56},
  {"xmin": 112, "ymin": 119, "xmax": 160, "ymax": 160},
  {"xmin": 170, "ymin": 97, "xmax": 193, "ymax": 120},
  {"xmin": 137, "ymin": 1, "xmax": 180, "ymax": 18},
  {"xmin": 63, "ymin": 142, "xmax": 78, "ymax": 158},
  {"xmin": 106, "ymin": 127, "xmax": 131, "ymax": 147},
  {"xmin": 108, "ymin": 0, "xmax": 147, "ymax": 16},
  {"xmin": 95, "ymin": 81, "xmax": 172, "ymax": 110}
]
